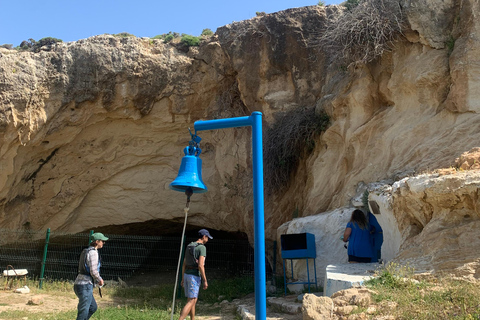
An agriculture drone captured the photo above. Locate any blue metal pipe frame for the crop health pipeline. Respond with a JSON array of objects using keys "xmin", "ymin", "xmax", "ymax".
[
  {"xmin": 194, "ymin": 111, "xmax": 266, "ymax": 320},
  {"xmin": 282, "ymin": 258, "xmax": 318, "ymax": 295}
]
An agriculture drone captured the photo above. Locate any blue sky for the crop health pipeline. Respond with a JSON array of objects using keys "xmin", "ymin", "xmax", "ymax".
[{"xmin": 0, "ymin": 0, "xmax": 342, "ymax": 46}]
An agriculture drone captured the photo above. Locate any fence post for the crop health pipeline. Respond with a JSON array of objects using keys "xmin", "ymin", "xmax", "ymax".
[
  {"xmin": 272, "ymin": 240, "xmax": 277, "ymax": 286},
  {"xmin": 39, "ymin": 228, "xmax": 51, "ymax": 289},
  {"xmin": 177, "ymin": 234, "xmax": 186, "ymax": 299},
  {"xmin": 88, "ymin": 230, "xmax": 94, "ymax": 245}
]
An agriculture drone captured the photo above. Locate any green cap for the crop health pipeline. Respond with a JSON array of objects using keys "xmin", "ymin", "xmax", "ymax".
[{"xmin": 91, "ymin": 232, "xmax": 109, "ymax": 241}]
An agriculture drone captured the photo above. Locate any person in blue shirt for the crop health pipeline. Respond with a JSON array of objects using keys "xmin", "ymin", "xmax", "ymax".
[{"xmin": 343, "ymin": 209, "xmax": 374, "ymax": 263}]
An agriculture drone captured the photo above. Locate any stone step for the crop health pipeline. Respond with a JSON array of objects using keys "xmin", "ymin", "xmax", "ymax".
[
  {"xmin": 235, "ymin": 295, "xmax": 303, "ymax": 320},
  {"xmin": 324, "ymin": 263, "xmax": 379, "ymax": 297}
]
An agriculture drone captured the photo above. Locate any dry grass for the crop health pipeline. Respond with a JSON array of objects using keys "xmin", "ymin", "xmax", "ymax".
[
  {"xmin": 264, "ymin": 107, "xmax": 329, "ymax": 194},
  {"xmin": 312, "ymin": 0, "xmax": 406, "ymax": 67}
]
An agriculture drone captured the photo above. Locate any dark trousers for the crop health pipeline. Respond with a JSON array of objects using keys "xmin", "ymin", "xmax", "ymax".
[
  {"xmin": 348, "ymin": 255, "xmax": 372, "ymax": 263},
  {"xmin": 74, "ymin": 283, "xmax": 97, "ymax": 320}
]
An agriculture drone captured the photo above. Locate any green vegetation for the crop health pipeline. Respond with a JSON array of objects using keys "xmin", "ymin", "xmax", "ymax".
[
  {"xmin": 114, "ymin": 32, "xmax": 135, "ymax": 38},
  {"xmin": 180, "ymin": 34, "xmax": 200, "ymax": 47},
  {"xmin": 345, "ymin": 0, "xmax": 362, "ymax": 11},
  {"xmin": 152, "ymin": 32, "xmax": 203, "ymax": 46},
  {"xmin": 164, "ymin": 34, "xmax": 175, "ymax": 43},
  {"xmin": 362, "ymin": 190, "xmax": 369, "ymax": 210},
  {"xmin": 18, "ymin": 37, "xmax": 63, "ymax": 52},
  {"xmin": 0, "ymin": 307, "xmax": 172, "ymax": 320},
  {"xmin": 446, "ymin": 35, "xmax": 456, "ymax": 55},
  {"xmin": 256, "ymin": 11, "xmax": 266, "ymax": 16},
  {"xmin": 0, "ymin": 276, "xmax": 255, "ymax": 319},
  {"xmin": 366, "ymin": 262, "xmax": 415, "ymax": 289},
  {"xmin": 200, "ymin": 276, "xmax": 255, "ymax": 302},
  {"xmin": 365, "ymin": 263, "xmax": 480, "ymax": 319},
  {"xmin": 152, "ymin": 31, "xmax": 180, "ymax": 43},
  {"xmin": 201, "ymin": 28, "xmax": 214, "ymax": 37},
  {"xmin": 292, "ymin": 206, "xmax": 299, "ymax": 219},
  {"xmin": 3, "ymin": 272, "xmax": 479, "ymax": 319},
  {"xmin": 317, "ymin": 0, "xmax": 326, "ymax": 6}
]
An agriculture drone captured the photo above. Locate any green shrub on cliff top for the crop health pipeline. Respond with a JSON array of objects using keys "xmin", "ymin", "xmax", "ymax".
[
  {"xmin": 152, "ymin": 31, "xmax": 180, "ymax": 43},
  {"xmin": 180, "ymin": 34, "xmax": 200, "ymax": 47},
  {"xmin": 345, "ymin": 0, "xmax": 362, "ymax": 11},
  {"xmin": 201, "ymin": 28, "xmax": 214, "ymax": 36},
  {"xmin": 114, "ymin": 32, "xmax": 135, "ymax": 38},
  {"xmin": 18, "ymin": 37, "xmax": 62, "ymax": 52}
]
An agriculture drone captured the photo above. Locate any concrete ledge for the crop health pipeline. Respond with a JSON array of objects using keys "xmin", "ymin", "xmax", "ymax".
[
  {"xmin": 324, "ymin": 263, "xmax": 378, "ymax": 297},
  {"xmin": 267, "ymin": 296, "xmax": 302, "ymax": 314},
  {"xmin": 3, "ymin": 269, "xmax": 28, "ymax": 276}
]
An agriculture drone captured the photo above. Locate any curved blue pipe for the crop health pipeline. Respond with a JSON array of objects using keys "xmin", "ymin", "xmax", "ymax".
[{"xmin": 194, "ymin": 111, "xmax": 266, "ymax": 320}]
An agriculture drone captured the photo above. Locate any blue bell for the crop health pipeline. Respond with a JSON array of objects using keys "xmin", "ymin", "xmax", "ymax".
[{"xmin": 169, "ymin": 146, "xmax": 207, "ymax": 193}]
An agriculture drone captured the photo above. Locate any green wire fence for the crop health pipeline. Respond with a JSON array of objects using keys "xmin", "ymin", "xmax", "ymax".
[{"xmin": 0, "ymin": 228, "xmax": 274, "ymax": 288}]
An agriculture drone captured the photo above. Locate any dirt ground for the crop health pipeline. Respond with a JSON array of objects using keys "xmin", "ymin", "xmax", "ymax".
[
  {"xmin": 0, "ymin": 271, "xmax": 298, "ymax": 320},
  {"xmin": 0, "ymin": 288, "xmax": 299, "ymax": 320},
  {"xmin": 0, "ymin": 288, "xmax": 109, "ymax": 314},
  {"xmin": 0, "ymin": 286, "xmax": 238, "ymax": 320}
]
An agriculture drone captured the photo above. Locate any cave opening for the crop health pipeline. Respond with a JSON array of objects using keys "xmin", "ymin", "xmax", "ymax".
[
  {"xmin": 80, "ymin": 219, "xmax": 263, "ymax": 286},
  {"xmin": 1, "ymin": 219, "xmax": 273, "ymax": 286}
]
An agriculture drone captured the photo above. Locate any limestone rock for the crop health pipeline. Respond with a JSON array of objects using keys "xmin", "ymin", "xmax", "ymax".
[
  {"xmin": 279, "ymin": 169, "xmax": 480, "ymax": 283},
  {"xmin": 14, "ymin": 285, "xmax": 30, "ymax": 294},
  {"xmin": 401, "ymin": 0, "xmax": 456, "ymax": 48},
  {"xmin": 267, "ymin": 296, "xmax": 302, "ymax": 314},
  {"xmin": 302, "ymin": 293, "xmax": 334, "ymax": 320},
  {"xmin": 370, "ymin": 170, "xmax": 480, "ymax": 278},
  {"xmin": 277, "ymin": 207, "xmax": 352, "ymax": 285},
  {"xmin": 27, "ymin": 296, "xmax": 43, "ymax": 305},
  {"xmin": 117, "ymin": 277, "xmax": 128, "ymax": 288},
  {"xmin": 0, "ymin": 2, "xmax": 479, "ymax": 282},
  {"xmin": 335, "ymin": 305, "xmax": 358, "ymax": 316},
  {"xmin": 331, "ymin": 288, "xmax": 374, "ymax": 308},
  {"xmin": 455, "ymin": 148, "xmax": 480, "ymax": 171}
]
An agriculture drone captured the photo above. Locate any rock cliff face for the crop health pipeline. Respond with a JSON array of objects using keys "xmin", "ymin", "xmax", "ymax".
[{"xmin": 1, "ymin": 0, "xmax": 479, "ymax": 277}]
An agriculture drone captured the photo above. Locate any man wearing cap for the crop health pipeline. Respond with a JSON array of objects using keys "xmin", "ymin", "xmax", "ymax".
[
  {"xmin": 73, "ymin": 232, "xmax": 108, "ymax": 320},
  {"xmin": 179, "ymin": 229, "xmax": 213, "ymax": 320}
]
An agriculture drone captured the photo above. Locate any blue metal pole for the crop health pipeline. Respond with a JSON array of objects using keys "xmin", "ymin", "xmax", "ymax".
[
  {"xmin": 194, "ymin": 111, "xmax": 266, "ymax": 320},
  {"xmin": 194, "ymin": 116, "xmax": 251, "ymax": 132},
  {"xmin": 251, "ymin": 111, "xmax": 266, "ymax": 320},
  {"xmin": 306, "ymin": 258, "xmax": 311, "ymax": 293}
]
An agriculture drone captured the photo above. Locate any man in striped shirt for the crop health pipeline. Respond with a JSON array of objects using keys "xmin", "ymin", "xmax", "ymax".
[{"xmin": 74, "ymin": 232, "xmax": 108, "ymax": 320}]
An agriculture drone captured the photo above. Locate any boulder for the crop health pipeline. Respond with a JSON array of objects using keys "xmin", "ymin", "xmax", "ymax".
[{"xmin": 302, "ymin": 293, "xmax": 334, "ymax": 320}]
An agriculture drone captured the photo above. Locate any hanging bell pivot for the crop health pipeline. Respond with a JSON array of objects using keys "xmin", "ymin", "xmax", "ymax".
[{"xmin": 169, "ymin": 131, "xmax": 207, "ymax": 194}]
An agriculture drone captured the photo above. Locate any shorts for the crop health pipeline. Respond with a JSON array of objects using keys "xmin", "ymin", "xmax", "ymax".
[
  {"xmin": 348, "ymin": 255, "xmax": 372, "ymax": 263},
  {"xmin": 183, "ymin": 274, "xmax": 201, "ymax": 298}
]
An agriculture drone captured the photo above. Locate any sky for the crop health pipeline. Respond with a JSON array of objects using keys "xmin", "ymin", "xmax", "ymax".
[{"xmin": 0, "ymin": 0, "xmax": 343, "ymax": 46}]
